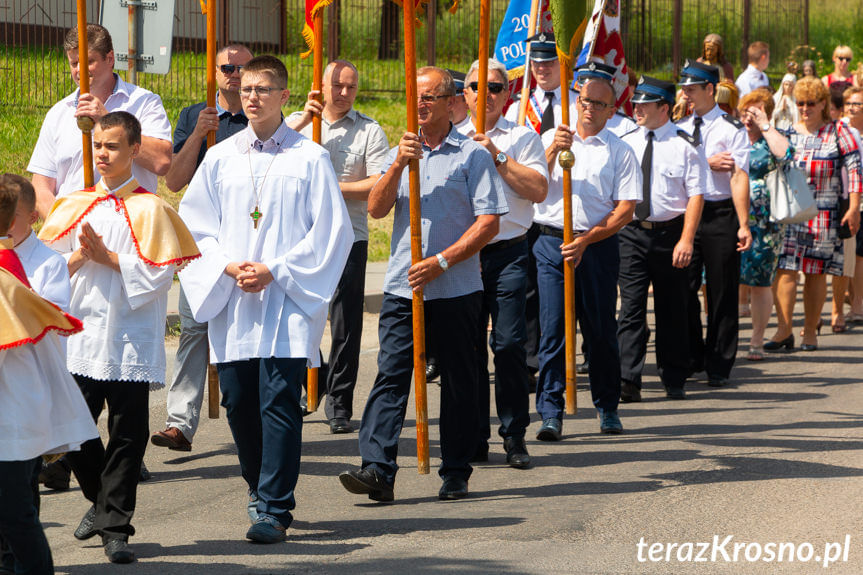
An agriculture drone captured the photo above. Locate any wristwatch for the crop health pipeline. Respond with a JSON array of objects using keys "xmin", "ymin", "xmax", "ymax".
[
  {"xmin": 436, "ymin": 253, "xmax": 449, "ymax": 272},
  {"xmin": 760, "ymin": 122, "xmax": 771, "ymax": 132},
  {"xmin": 494, "ymin": 151, "xmax": 508, "ymax": 167}
]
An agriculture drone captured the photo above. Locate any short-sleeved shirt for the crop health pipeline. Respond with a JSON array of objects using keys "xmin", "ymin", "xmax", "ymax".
[
  {"xmin": 537, "ymin": 125, "xmax": 641, "ymax": 231},
  {"xmin": 457, "ymin": 116, "xmax": 548, "ymax": 241},
  {"xmin": 289, "ymin": 108, "xmax": 389, "ymax": 241},
  {"xmin": 173, "ymin": 93, "xmax": 248, "ymax": 170},
  {"xmin": 28, "ymin": 74, "xmax": 172, "ymax": 198},
  {"xmin": 382, "ymin": 126, "xmax": 508, "ymax": 300},
  {"xmin": 622, "ymin": 120, "xmax": 707, "ymax": 222},
  {"xmin": 677, "ymin": 105, "xmax": 749, "ymax": 201},
  {"xmin": 735, "ymin": 64, "xmax": 770, "ymax": 97},
  {"xmin": 14, "ymin": 231, "xmax": 71, "ymax": 311}
]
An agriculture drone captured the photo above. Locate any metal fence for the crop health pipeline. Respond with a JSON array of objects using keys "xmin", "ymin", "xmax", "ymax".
[{"xmin": 0, "ymin": 0, "xmax": 827, "ymax": 112}]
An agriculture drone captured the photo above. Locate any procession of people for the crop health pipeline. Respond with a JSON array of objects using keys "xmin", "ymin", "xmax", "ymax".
[{"xmin": 2, "ymin": 19, "xmax": 862, "ymax": 571}]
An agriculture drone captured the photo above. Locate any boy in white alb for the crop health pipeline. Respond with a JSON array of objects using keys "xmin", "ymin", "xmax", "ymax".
[
  {"xmin": 179, "ymin": 55, "xmax": 352, "ymax": 543},
  {"xmin": 0, "ymin": 182, "xmax": 98, "ymax": 575},
  {"xmin": 39, "ymin": 111, "xmax": 199, "ymax": 564}
]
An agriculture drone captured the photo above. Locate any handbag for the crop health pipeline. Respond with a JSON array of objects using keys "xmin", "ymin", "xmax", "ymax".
[{"xmin": 767, "ymin": 157, "xmax": 817, "ymax": 225}]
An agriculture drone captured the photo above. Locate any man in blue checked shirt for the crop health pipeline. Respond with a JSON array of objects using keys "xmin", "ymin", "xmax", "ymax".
[{"xmin": 339, "ymin": 66, "xmax": 508, "ymax": 502}]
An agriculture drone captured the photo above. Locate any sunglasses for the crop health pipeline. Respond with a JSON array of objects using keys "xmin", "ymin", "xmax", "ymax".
[
  {"xmin": 796, "ymin": 100, "xmax": 820, "ymax": 108},
  {"xmin": 219, "ymin": 64, "xmax": 244, "ymax": 74},
  {"xmin": 578, "ymin": 97, "xmax": 611, "ymax": 111},
  {"xmin": 837, "ymin": 57, "xmax": 852, "ymax": 62},
  {"xmin": 418, "ymin": 93, "xmax": 452, "ymax": 104},
  {"xmin": 468, "ymin": 81, "xmax": 506, "ymax": 94}
]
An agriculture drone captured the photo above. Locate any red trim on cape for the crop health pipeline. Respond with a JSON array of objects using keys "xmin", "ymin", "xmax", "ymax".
[{"xmin": 0, "ymin": 249, "xmax": 31, "ymax": 287}]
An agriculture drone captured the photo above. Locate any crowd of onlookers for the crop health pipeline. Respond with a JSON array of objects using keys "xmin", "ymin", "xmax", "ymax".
[{"xmin": 668, "ymin": 35, "xmax": 863, "ymax": 358}]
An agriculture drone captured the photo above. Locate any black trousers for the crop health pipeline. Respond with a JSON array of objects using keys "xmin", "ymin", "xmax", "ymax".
[
  {"xmin": 0, "ymin": 458, "xmax": 53, "ymax": 574},
  {"xmin": 66, "ymin": 376, "xmax": 150, "ymax": 542},
  {"xmin": 325, "ymin": 240, "xmax": 368, "ymax": 421},
  {"xmin": 618, "ymin": 222, "xmax": 691, "ymax": 389},
  {"xmin": 358, "ymin": 292, "xmax": 482, "ymax": 485},
  {"xmin": 477, "ymin": 239, "xmax": 531, "ymax": 445},
  {"xmin": 687, "ymin": 199, "xmax": 740, "ymax": 379},
  {"xmin": 523, "ymin": 223, "xmax": 542, "ymax": 373}
]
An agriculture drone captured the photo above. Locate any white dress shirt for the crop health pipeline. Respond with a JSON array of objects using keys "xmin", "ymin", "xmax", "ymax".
[
  {"xmin": 457, "ymin": 116, "xmax": 548, "ymax": 241},
  {"xmin": 677, "ymin": 105, "xmax": 750, "ymax": 201},
  {"xmin": 735, "ymin": 64, "xmax": 770, "ymax": 97},
  {"xmin": 14, "ymin": 230, "xmax": 71, "ymax": 310},
  {"xmin": 537, "ymin": 125, "xmax": 641, "ymax": 231},
  {"xmin": 28, "ymin": 75, "xmax": 172, "ymax": 199},
  {"xmin": 622, "ymin": 120, "xmax": 707, "ymax": 221},
  {"xmin": 179, "ymin": 120, "xmax": 353, "ymax": 365}
]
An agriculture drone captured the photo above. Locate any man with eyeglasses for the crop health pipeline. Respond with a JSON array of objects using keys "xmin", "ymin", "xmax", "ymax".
[
  {"xmin": 458, "ymin": 58, "xmax": 548, "ymax": 469},
  {"xmin": 735, "ymin": 41, "xmax": 771, "ymax": 97},
  {"xmin": 28, "ymin": 24, "xmax": 172, "ymax": 219},
  {"xmin": 179, "ymin": 55, "xmax": 352, "ymax": 543},
  {"xmin": 677, "ymin": 60, "xmax": 751, "ymax": 389},
  {"xmin": 287, "ymin": 59, "xmax": 389, "ymax": 434},
  {"xmin": 150, "ymin": 43, "xmax": 253, "ymax": 455},
  {"xmin": 339, "ymin": 66, "xmax": 507, "ymax": 502},
  {"xmin": 533, "ymin": 62, "xmax": 640, "ymax": 441},
  {"xmin": 619, "ymin": 77, "xmax": 707, "ymax": 402}
]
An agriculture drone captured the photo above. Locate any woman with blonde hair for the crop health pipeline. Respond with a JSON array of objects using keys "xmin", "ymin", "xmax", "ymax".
[
  {"xmin": 766, "ymin": 77, "xmax": 862, "ymax": 352},
  {"xmin": 822, "ymin": 46, "xmax": 856, "ymax": 89},
  {"xmin": 715, "ymin": 79, "xmax": 739, "ymax": 117}
]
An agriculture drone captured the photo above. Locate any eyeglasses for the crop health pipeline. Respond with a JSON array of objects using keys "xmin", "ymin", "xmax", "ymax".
[
  {"xmin": 219, "ymin": 64, "xmax": 244, "ymax": 74},
  {"xmin": 796, "ymin": 100, "xmax": 819, "ymax": 108},
  {"xmin": 846, "ymin": 102, "xmax": 863, "ymax": 109},
  {"xmin": 418, "ymin": 93, "xmax": 452, "ymax": 104},
  {"xmin": 240, "ymin": 86, "xmax": 280, "ymax": 97},
  {"xmin": 837, "ymin": 57, "xmax": 852, "ymax": 62},
  {"xmin": 578, "ymin": 97, "xmax": 611, "ymax": 110},
  {"xmin": 468, "ymin": 81, "xmax": 506, "ymax": 94}
]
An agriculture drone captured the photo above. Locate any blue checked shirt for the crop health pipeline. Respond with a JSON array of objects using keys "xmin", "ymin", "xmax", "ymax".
[{"xmin": 382, "ymin": 126, "xmax": 508, "ymax": 300}]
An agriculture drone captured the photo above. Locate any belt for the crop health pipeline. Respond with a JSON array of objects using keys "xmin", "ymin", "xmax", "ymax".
[
  {"xmin": 629, "ymin": 215, "xmax": 684, "ymax": 230},
  {"xmin": 481, "ymin": 233, "xmax": 527, "ymax": 254},
  {"xmin": 536, "ymin": 224, "xmax": 564, "ymax": 239}
]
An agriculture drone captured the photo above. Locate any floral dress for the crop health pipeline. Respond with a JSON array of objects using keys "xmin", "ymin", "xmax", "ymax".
[
  {"xmin": 740, "ymin": 137, "xmax": 793, "ymax": 286},
  {"xmin": 778, "ymin": 121, "xmax": 863, "ymax": 276}
]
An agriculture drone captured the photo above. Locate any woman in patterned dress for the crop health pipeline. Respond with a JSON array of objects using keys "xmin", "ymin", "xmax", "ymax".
[
  {"xmin": 738, "ymin": 89, "xmax": 793, "ymax": 360},
  {"xmin": 766, "ymin": 77, "xmax": 862, "ymax": 352}
]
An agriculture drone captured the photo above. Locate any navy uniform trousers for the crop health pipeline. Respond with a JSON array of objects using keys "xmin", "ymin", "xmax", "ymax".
[
  {"xmin": 359, "ymin": 291, "xmax": 482, "ymax": 486},
  {"xmin": 617, "ymin": 220, "xmax": 691, "ymax": 390},
  {"xmin": 687, "ymin": 199, "xmax": 740, "ymax": 379},
  {"xmin": 477, "ymin": 239, "xmax": 531, "ymax": 449},
  {"xmin": 534, "ymin": 231, "xmax": 621, "ymax": 420}
]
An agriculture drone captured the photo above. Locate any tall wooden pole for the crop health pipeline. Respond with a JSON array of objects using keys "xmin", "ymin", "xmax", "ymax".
[
  {"xmin": 403, "ymin": 0, "xmax": 430, "ymax": 475},
  {"xmin": 76, "ymin": 0, "xmax": 94, "ymax": 188},
  {"xmin": 517, "ymin": 0, "xmax": 541, "ymax": 126},
  {"xmin": 306, "ymin": 6, "xmax": 325, "ymax": 412},
  {"xmin": 128, "ymin": 0, "xmax": 138, "ymax": 85},
  {"xmin": 475, "ymin": 0, "xmax": 491, "ymax": 133},
  {"xmin": 558, "ymin": 65, "xmax": 577, "ymax": 416},
  {"xmin": 204, "ymin": 0, "xmax": 220, "ymax": 419}
]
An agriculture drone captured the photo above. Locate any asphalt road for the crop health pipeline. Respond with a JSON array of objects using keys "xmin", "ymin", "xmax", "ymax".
[{"xmin": 40, "ymin": 295, "xmax": 863, "ymax": 574}]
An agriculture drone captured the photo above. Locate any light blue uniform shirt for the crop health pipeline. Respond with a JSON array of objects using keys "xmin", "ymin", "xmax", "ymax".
[{"xmin": 382, "ymin": 126, "xmax": 508, "ymax": 300}]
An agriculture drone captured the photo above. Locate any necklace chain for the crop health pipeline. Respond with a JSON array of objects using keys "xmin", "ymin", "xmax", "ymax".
[{"xmin": 247, "ymin": 135, "xmax": 284, "ymax": 229}]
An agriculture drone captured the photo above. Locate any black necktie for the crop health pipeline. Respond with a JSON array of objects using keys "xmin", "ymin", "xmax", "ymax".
[
  {"xmin": 692, "ymin": 116, "xmax": 703, "ymax": 146},
  {"xmin": 539, "ymin": 92, "xmax": 555, "ymax": 135},
  {"xmin": 636, "ymin": 131, "xmax": 654, "ymax": 222}
]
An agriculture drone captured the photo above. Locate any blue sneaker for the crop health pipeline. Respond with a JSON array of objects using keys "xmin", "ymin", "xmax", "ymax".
[
  {"xmin": 246, "ymin": 514, "xmax": 286, "ymax": 543},
  {"xmin": 247, "ymin": 489, "xmax": 259, "ymax": 524},
  {"xmin": 598, "ymin": 409, "xmax": 623, "ymax": 434}
]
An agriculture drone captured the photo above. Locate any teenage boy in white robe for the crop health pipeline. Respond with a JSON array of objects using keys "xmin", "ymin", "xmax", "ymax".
[
  {"xmin": 179, "ymin": 55, "xmax": 352, "ymax": 544},
  {"xmin": 0, "ymin": 182, "xmax": 98, "ymax": 575},
  {"xmin": 39, "ymin": 111, "xmax": 199, "ymax": 564}
]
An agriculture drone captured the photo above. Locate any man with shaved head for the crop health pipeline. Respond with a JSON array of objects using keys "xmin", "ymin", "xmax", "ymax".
[{"xmin": 289, "ymin": 59, "xmax": 389, "ymax": 434}]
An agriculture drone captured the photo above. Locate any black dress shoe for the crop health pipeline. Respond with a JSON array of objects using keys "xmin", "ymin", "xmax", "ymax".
[
  {"xmin": 339, "ymin": 468, "xmax": 394, "ymax": 502},
  {"xmin": 664, "ymin": 386, "xmax": 686, "ymax": 400},
  {"xmin": 620, "ymin": 381, "xmax": 642, "ymax": 403},
  {"xmin": 139, "ymin": 461, "xmax": 151, "ymax": 482},
  {"xmin": 438, "ymin": 477, "xmax": 468, "ymax": 500},
  {"xmin": 425, "ymin": 359, "xmax": 440, "ymax": 382},
  {"xmin": 329, "ymin": 418, "xmax": 354, "ymax": 434},
  {"xmin": 39, "ymin": 457, "xmax": 71, "ymax": 491},
  {"xmin": 104, "ymin": 539, "xmax": 135, "ymax": 564},
  {"xmin": 470, "ymin": 443, "xmax": 489, "ymax": 463},
  {"xmin": 576, "ymin": 360, "xmax": 590, "ymax": 374},
  {"xmin": 74, "ymin": 506, "xmax": 98, "ymax": 540},
  {"xmin": 503, "ymin": 437, "xmax": 531, "ymax": 469},
  {"xmin": 707, "ymin": 376, "xmax": 728, "ymax": 388}
]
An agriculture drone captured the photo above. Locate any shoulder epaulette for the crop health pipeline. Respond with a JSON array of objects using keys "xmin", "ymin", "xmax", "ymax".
[
  {"xmin": 722, "ymin": 114, "xmax": 744, "ymax": 130},
  {"xmin": 622, "ymin": 126, "xmax": 639, "ymax": 138},
  {"xmin": 676, "ymin": 129, "xmax": 698, "ymax": 147}
]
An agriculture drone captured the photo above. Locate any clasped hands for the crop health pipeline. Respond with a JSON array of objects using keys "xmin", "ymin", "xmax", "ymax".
[{"xmin": 226, "ymin": 261, "xmax": 274, "ymax": 293}]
